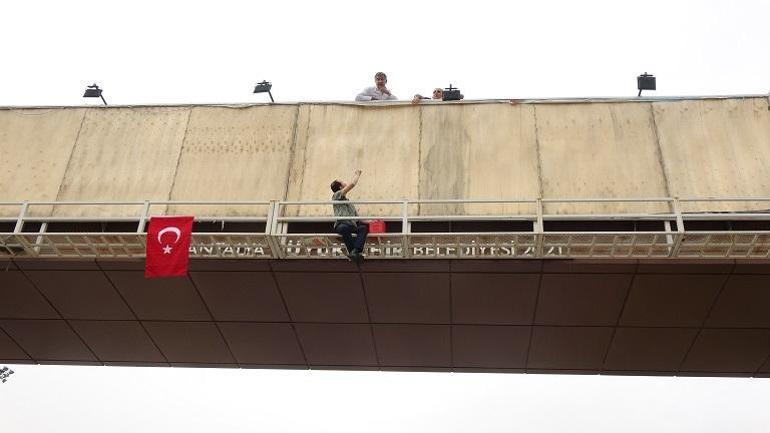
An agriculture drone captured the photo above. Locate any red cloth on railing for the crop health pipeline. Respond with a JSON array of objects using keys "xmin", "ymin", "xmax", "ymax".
[
  {"xmin": 368, "ymin": 220, "xmax": 386, "ymax": 234},
  {"xmin": 145, "ymin": 216, "xmax": 193, "ymax": 278}
]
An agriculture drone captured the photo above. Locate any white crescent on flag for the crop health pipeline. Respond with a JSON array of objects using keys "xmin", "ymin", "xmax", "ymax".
[{"xmin": 157, "ymin": 227, "xmax": 182, "ymax": 245}]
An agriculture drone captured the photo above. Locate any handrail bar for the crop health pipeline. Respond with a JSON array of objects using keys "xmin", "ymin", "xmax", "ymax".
[
  {"xmin": 17, "ymin": 216, "xmax": 270, "ymax": 223},
  {"xmin": 20, "ymin": 200, "xmax": 272, "ymax": 206},
  {"xmin": 407, "ymin": 215, "xmax": 537, "ymax": 222},
  {"xmin": 543, "ymin": 214, "xmax": 677, "ymax": 221},
  {"xmin": 679, "ymin": 197, "xmax": 770, "ymax": 202},
  {"xmin": 541, "ymin": 198, "xmax": 674, "ymax": 203},
  {"xmin": 11, "ymin": 231, "xmax": 274, "ymax": 236},
  {"xmin": 279, "ymin": 200, "xmax": 406, "ymax": 206},
  {"xmin": 276, "ymin": 216, "xmax": 404, "ymax": 222},
  {"xmin": 682, "ymin": 214, "xmax": 770, "ymax": 221},
  {"xmin": 399, "ymin": 199, "xmax": 537, "ymax": 204}
]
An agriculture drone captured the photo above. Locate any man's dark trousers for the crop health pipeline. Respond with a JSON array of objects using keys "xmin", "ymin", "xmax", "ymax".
[{"xmin": 335, "ymin": 223, "xmax": 368, "ymax": 253}]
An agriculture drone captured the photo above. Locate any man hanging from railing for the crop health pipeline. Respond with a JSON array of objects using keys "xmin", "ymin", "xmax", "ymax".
[{"xmin": 330, "ymin": 169, "xmax": 368, "ymax": 263}]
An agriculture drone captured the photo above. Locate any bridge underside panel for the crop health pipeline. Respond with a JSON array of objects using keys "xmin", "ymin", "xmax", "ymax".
[{"xmin": 2, "ymin": 257, "xmax": 769, "ymax": 377}]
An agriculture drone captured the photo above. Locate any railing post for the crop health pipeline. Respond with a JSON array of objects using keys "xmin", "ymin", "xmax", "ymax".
[
  {"xmin": 14, "ymin": 201, "xmax": 28, "ymax": 234},
  {"xmin": 402, "ymin": 200, "xmax": 410, "ymax": 259},
  {"xmin": 269, "ymin": 201, "xmax": 286, "ymax": 259},
  {"xmin": 266, "ymin": 201, "xmax": 284, "ymax": 259},
  {"xmin": 669, "ymin": 197, "xmax": 685, "ymax": 257},
  {"xmin": 33, "ymin": 222, "xmax": 48, "ymax": 255},
  {"xmin": 13, "ymin": 201, "xmax": 34, "ymax": 256},
  {"xmin": 535, "ymin": 198, "xmax": 544, "ymax": 258},
  {"xmin": 137, "ymin": 200, "xmax": 151, "ymax": 233}
]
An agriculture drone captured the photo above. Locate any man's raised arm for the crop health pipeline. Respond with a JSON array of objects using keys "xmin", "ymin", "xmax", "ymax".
[{"xmin": 340, "ymin": 169, "xmax": 362, "ymax": 196}]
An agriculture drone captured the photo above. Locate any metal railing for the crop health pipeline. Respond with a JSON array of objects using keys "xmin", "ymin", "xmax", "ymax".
[{"xmin": 1, "ymin": 197, "xmax": 770, "ymax": 260}]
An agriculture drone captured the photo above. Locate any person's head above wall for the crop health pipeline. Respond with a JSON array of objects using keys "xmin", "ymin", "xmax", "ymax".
[{"xmin": 374, "ymin": 72, "xmax": 387, "ymax": 88}]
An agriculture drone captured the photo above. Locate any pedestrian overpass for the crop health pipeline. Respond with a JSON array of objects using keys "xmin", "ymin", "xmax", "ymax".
[{"xmin": 2, "ymin": 95, "xmax": 770, "ymax": 376}]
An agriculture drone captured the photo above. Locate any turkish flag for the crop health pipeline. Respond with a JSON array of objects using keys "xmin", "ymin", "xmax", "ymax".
[{"xmin": 145, "ymin": 216, "xmax": 194, "ymax": 278}]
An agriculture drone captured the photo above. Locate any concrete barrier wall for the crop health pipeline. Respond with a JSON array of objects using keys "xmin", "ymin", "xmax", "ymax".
[
  {"xmin": 54, "ymin": 107, "xmax": 191, "ymax": 217},
  {"xmin": 1, "ymin": 97, "xmax": 768, "ymax": 219},
  {"xmin": 0, "ymin": 108, "xmax": 86, "ymax": 216},
  {"xmin": 285, "ymin": 104, "xmax": 421, "ymax": 217},
  {"xmin": 167, "ymin": 105, "xmax": 298, "ymax": 217},
  {"xmin": 418, "ymin": 104, "xmax": 539, "ymax": 216},
  {"xmin": 537, "ymin": 103, "xmax": 671, "ymax": 214},
  {"xmin": 654, "ymin": 98, "xmax": 770, "ymax": 212}
]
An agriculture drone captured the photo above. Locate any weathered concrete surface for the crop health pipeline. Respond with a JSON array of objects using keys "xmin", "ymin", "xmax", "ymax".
[
  {"xmin": 1, "ymin": 97, "xmax": 769, "ymax": 219},
  {"xmin": 654, "ymin": 98, "xmax": 770, "ymax": 212},
  {"xmin": 537, "ymin": 103, "xmax": 670, "ymax": 214},
  {"xmin": 167, "ymin": 106, "xmax": 298, "ymax": 217},
  {"xmin": 54, "ymin": 107, "xmax": 191, "ymax": 217},
  {"xmin": 0, "ymin": 108, "xmax": 86, "ymax": 217},
  {"xmin": 418, "ymin": 104, "xmax": 539, "ymax": 216},
  {"xmin": 285, "ymin": 105, "xmax": 420, "ymax": 217}
]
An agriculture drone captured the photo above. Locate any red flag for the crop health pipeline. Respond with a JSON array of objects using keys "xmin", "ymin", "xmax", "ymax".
[{"xmin": 145, "ymin": 216, "xmax": 194, "ymax": 278}]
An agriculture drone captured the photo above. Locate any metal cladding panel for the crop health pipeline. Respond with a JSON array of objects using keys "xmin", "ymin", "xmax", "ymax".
[
  {"xmin": 0, "ymin": 271, "xmax": 59, "ymax": 319},
  {"xmin": 0, "ymin": 108, "xmax": 86, "ymax": 217},
  {"xmin": 418, "ymin": 104, "xmax": 539, "ymax": 216},
  {"xmin": 54, "ymin": 107, "xmax": 191, "ymax": 217},
  {"xmin": 0, "ymin": 329, "xmax": 30, "ymax": 360},
  {"xmin": 654, "ymin": 98, "xmax": 770, "ymax": 212},
  {"xmin": 680, "ymin": 329, "xmax": 770, "ymax": 373},
  {"xmin": 70, "ymin": 320, "xmax": 166, "ymax": 363},
  {"xmin": 143, "ymin": 321, "xmax": 235, "ymax": 364},
  {"xmin": 285, "ymin": 104, "xmax": 420, "ymax": 217},
  {"xmin": 0, "ymin": 258, "xmax": 769, "ymax": 375},
  {"xmin": 534, "ymin": 273, "xmax": 632, "ymax": 326},
  {"xmin": 168, "ymin": 105, "xmax": 298, "ymax": 216},
  {"xmin": 537, "ymin": 102, "xmax": 670, "ymax": 215},
  {"xmin": 218, "ymin": 322, "xmax": 305, "ymax": 365},
  {"xmin": 1, "ymin": 320, "xmax": 97, "ymax": 362},
  {"xmin": 452, "ymin": 325, "xmax": 530, "ymax": 369},
  {"xmin": 620, "ymin": 274, "xmax": 726, "ymax": 327},
  {"xmin": 603, "ymin": 327, "xmax": 698, "ymax": 372},
  {"xmin": 190, "ymin": 272, "xmax": 289, "ymax": 322}
]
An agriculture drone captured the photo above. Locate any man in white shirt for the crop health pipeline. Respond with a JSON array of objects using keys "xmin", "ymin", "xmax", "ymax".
[{"xmin": 355, "ymin": 72, "xmax": 398, "ymax": 101}]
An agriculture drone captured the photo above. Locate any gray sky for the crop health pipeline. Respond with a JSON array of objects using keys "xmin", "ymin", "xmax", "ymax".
[
  {"xmin": 2, "ymin": 0, "xmax": 769, "ymax": 106},
  {"xmin": 3, "ymin": 1, "xmax": 770, "ymax": 431},
  {"xmin": 2, "ymin": 365, "xmax": 770, "ymax": 432}
]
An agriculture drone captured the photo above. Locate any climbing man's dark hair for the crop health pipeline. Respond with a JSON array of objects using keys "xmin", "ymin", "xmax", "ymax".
[{"xmin": 330, "ymin": 180, "xmax": 343, "ymax": 192}]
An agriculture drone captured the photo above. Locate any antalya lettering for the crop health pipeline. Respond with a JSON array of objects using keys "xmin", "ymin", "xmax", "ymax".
[
  {"xmin": 189, "ymin": 240, "xmax": 565, "ymax": 258},
  {"xmin": 189, "ymin": 243, "xmax": 268, "ymax": 257}
]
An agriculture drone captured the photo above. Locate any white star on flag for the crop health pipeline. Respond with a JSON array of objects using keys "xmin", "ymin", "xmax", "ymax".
[{"xmin": 163, "ymin": 245, "xmax": 173, "ymax": 254}]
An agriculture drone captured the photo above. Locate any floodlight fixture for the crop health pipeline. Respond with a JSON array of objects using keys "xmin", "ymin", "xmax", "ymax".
[
  {"xmin": 442, "ymin": 84, "xmax": 464, "ymax": 101},
  {"xmin": 253, "ymin": 80, "xmax": 274, "ymax": 102},
  {"xmin": 83, "ymin": 83, "xmax": 107, "ymax": 105},
  {"xmin": 637, "ymin": 73, "xmax": 656, "ymax": 97}
]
